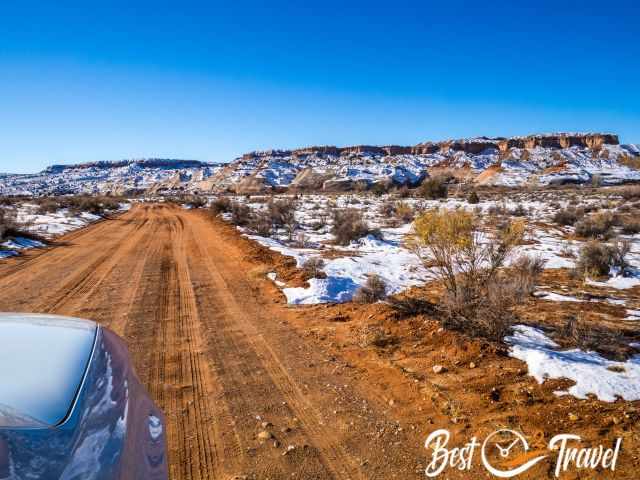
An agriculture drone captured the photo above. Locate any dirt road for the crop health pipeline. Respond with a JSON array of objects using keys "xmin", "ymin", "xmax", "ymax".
[{"xmin": 0, "ymin": 204, "xmax": 429, "ymax": 479}]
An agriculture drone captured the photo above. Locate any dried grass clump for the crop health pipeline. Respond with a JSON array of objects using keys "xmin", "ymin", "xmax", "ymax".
[{"xmin": 353, "ymin": 274, "xmax": 387, "ymax": 304}]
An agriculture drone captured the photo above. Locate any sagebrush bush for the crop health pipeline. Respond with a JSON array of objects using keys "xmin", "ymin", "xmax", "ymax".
[
  {"xmin": 564, "ymin": 315, "xmax": 597, "ymax": 351},
  {"xmin": 410, "ymin": 209, "xmax": 528, "ymax": 341},
  {"xmin": 0, "ymin": 208, "xmax": 15, "ymax": 240},
  {"xmin": 0, "ymin": 207, "xmax": 43, "ymax": 243},
  {"xmin": 574, "ymin": 212, "xmax": 616, "ymax": 239},
  {"xmin": 511, "ymin": 255, "xmax": 546, "ymax": 298},
  {"xmin": 508, "ymin": 204, "xmax": 528, "ymax": 217},
  {"xmin": 621, "ymin": 218, "xmax": 640, "ymax": 234},
  {"xmin": 378, "ymin": 201, "xmax": 413, "ymax": 223},
  {"xmin": 394, "ymin": 202, "xmax": 414, "ymax": 222},
  {"xmin": 230, "ymin": 202, "xmax": 251, "ymax": 226},
  {"xmin": 248, "ymin": 210, "xmax": 272, "ymax": 236},
  {"xmin": 575, "ymin": 241, "xmax": 615, "ymax": 277},
  {"xmin": 302, "ymin": 257, "xmax": 326, "ymax": 280},
  {"xmin": 36, "ymin": 198, "xmax": 62, "ymax": 214},
  {"xmin": 57, "ymin": 195, "xmax": 120, "ymax": 215},
  {"xmin": 418, "ymin": 176, "xmax": 448, "ymax": 199},
  {"xmin": 379, "ymin": 201, "xmax": 396, "ymax": 217},
  {"xmin": 553, "ymin": 208, "xmax": 584, "ymax": 226},
  {"xmin": 330, "ymin": 208, "xmax": 378, "ymax": 245},
  {"xmin": 186, "ymin": 196, "xmax": 207, "ymax": 209},
  {"xmin": 467, "ymin": 191, "xmax": 480, "ymax": 204},
  {"xmin": 264, "ymin": 197, "xmax": 298, "ymax": 239},
  {"xmin": 210, "ymin": 196, "xmax": 232, "ymax": 215},
  {"xmin": 353, "ymin": 274, "xmax": 387, "ymax": 304}
]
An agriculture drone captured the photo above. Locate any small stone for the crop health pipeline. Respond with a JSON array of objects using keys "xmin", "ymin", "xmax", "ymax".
[
  {"xmin": 282, "ymin": 445, "xmax": 296, "ymax": 456},
  {"xmin": 257, "ymin": 430, "xmax": 273, "ymax": 440},
  {"xmin": 568, "ymin": 413, "xmax": 579, "ymax": 421},
  {"xmin": 469, "ymin": 362, "xmax": 476, "ymax": 369},
  {"xmin": 261, "ymin": 421, "xmax": 273, "ymax": 429},
  {"xmin": 281, "ymin": 427, "xmax": 291, "ymax": 433},
  {"xmin": 388, "ymin": 399, "xmax": 395, "ymax": 406},
  {"xmin": 273, "ymin": 440, "xmax": 280, "ymax": 448},
  {"xmin": 432, "ymin": 365, "xmax": 446, "ymax": 374}
]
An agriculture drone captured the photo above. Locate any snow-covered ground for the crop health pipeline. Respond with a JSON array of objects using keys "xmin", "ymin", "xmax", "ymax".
[
  {"xmin": 228, "ymin": 192, "xmax": 640, "ymax": 305},
  {"xmin": 0, "ymin": 202, "xmax": 130, "ymax": 258},
  {"xmin": 225, "ymin": 190, "xmax": 640, "ymax": 402},
  {"xmin": 506, "ymin": 325, "xmax": 640, "ymax": 402}
]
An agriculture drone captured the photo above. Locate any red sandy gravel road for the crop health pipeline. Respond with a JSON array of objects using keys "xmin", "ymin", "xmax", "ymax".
[
  {"xmin": 0, "ymin": 204, "xmax": 433, "ymax": 479},
  {"xmin": 1, "ymin": 203, "xmax": 636, "ymax": 479}
]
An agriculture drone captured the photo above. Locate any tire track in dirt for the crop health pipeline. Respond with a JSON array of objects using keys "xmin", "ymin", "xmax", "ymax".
[
  {"xmin": 41, "ymin": 215, "xmax": 152, "ymax": 315},
  {"xmin": 0, "ymin": 215, "xmax": 120, "ymax": 282},
  {"xmin": 134, "ymin": 214, "xmax": 223, "ymax": 480},
  {"xmin": 186, "ymin": 213, "xmax": 365, "ymax": 479},
  {"xmin": 0, "ymin": 204, "xmax": 431, "ymax": 480}
]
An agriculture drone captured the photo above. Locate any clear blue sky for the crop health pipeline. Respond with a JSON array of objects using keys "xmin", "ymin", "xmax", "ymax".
[{"xmin": 1, "ymin": 1, "xmax": 639, "ymax": 173}]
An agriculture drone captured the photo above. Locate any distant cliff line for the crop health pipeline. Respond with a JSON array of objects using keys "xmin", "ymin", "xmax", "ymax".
[
  {"xmin": 242, "ymin": 133, "xmax": 619, "ymax": 159},
  {"xmin": 44, "ymin": 158, "xmax": 221, "ymax": 174}
]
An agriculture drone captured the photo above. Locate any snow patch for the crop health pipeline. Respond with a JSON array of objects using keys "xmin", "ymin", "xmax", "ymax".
[{"xmin": 506, "ymin": 325, "xmax": 640, "ymax": 402}]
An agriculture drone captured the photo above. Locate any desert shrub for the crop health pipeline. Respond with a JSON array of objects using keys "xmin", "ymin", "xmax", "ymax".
[
  {"xmin": 564, "ymin": 316, "xmax": 597, "ymax": 351},
  {"xmin": 418, "ymin": 175, "xmax": 448, "ymax": 199},
  {"xmin": 387, "ymin": 296, "xmax": 437, "ymax": 318},
  {"xmin": 0, "ymin": 207, "xmax": 44, "ymax": 243},
  {"xmin": 574, "ymin": 212, "xmax": 616, "ymax": 239},
  {"xmin": 210, "ymin": 196, "xmax": 232, "ymax": 215},
  {"xmin": 620, "ymin": 185, "xmax": 640, "ymax": 200},
  {"xmin": 621, "ymin": 218, "xmax": 640, "ymax": 234},
  {"xmin": 410, "ymin": 209, "xmax": 526, "ymax": 341},
  {"xmin": 301, "ymin": 257, "xmax": 326, "ymax": 279},
  {"xmin": 330, "ymin": 208, "xmax": 378, "ymax": 245},
  {"xmin": 467, "ymin": 191, "xmax": 480, "ymax": 204},
  {"xmin": 230, "ymin": 202, "xmax": 251, "ymax": 226},
  {"xmin": 395, "ymin": 185, "xmax": 411, "ymax": 198},
  {"xmin": 510, "ymin": 255, "xmax": 546, "ymax": 297},
  {"xmin": 370, "ymin": 182, "xmax": 391, "ymax": 196},
  {"xmin": 57, "ymin": 195, "xmax": 120, "ymax": 215},
  {"xmin": 552, "ymin": 208, "xmax": 584, "ymax": 226},
  {"xmin": 359, "ymin": 325, "xmax": 396, "ymax": 348},
  {"xmin": 379, "ymin": 200, "xmax": 395, "ymax": 217},
  {"xmin": 36, "ymin": 198, "xmax": 62, "ymax": 214},
  {"xmin": 575, "ymin": 241, "xmax": 614, "ymax": 277},
  {"xmin": 609, "ymin": 239, "xmax": 631, "ymax": 273},
  {"xmin": 487, "ymin": 203, "xmax": 506, "ymax": 216},
  {"xmin": 267, "ymin": 198, "xmax": 298, "ymax": 239},
  {"xmin": 0, "ymin": 208, "xmax": 16, "ymax": 240},
  {"xmin": 353, "ymin": 274, "xmax": 387, "ymax": 304},
  {"xmin": 186, "ymin": 196, "xmax": 207, "ymax": 209},
  {"xmin": 508, "ymin": 203, "xmax": 528, "ymax": 217},
  {"xmin": 248, "ymin": 210, "xmax": 272, "ymax": 236},
  {"xmin": 394, "ymin": 202, "xmax": 414, "ymax": 223}
]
